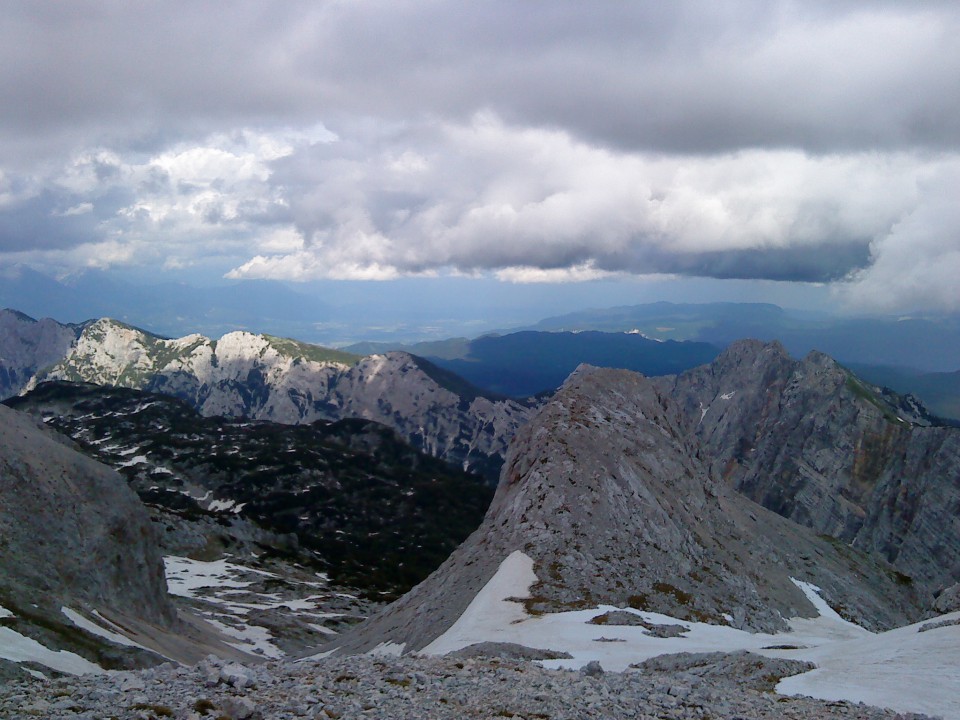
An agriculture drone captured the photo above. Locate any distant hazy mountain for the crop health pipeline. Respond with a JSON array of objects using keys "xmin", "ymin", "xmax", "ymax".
[
  {"xmin": 0, "ymin": 308, "xmax": 82, "ymax": 398},
  {"xmin": 847, "ymin": 364, "xmax": 960, "ymax": 423},
  {"xmin": 525, "ymin": 301, "xmax": 960, "ymax": 374},
  {"xmin": 346, "ymin": 330, "xmax": 721, "ymax": 398},
  {"xmin": 0, "ymin": 265, "xmax": 333, "ymax": 342}
]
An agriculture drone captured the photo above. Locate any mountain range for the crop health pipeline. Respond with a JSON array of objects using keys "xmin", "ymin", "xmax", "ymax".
[
  {"xmin": 346, "ymin": 302, "xmax": 960, "ymax": 419},
  {"xmin": 326, "ymin": 341, "xmax": 960, "ymax": 716},
  {"xmin": 2, "ymin": 305, "xmax": 960, "ymax": 716},
  {"xmin": 1, "ymin": 309, "xmax": 535, "ymax": 482}
]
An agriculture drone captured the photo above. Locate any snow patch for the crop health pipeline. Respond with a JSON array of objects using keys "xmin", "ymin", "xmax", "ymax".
[
  {"xmin": 207, "ymin": 498, "xmax": 237, "ymax": 513},
  {"xmin": 421, "ymin": 550, "xmax": 537, "ymax": 655},
  {"xmin": 163, "ymin": 556, "xmax": 269, "ymax": 597},
  {"xmin": 117, "ymin": 454, "xmax": 148, "ymax": 468},
  {"xmin": 369, "ymin": 641, "xmax": 406, "ymax": 657},
  {"xmin": 0, "ymin": 626, "xmax": 104, "ymax": 676},
  {"xmin": 417, "ymin": 564, "xmax": 960, "ymax": 719},
  {"xmin": 719, "ymin": 391, "xmax": 736, "ymax": 400},
  {"xmin": 202, "ymin": 616, "xmax": 283, "ymax": 659},
  {"xmin": 61, "ymin": 607, "xmax": 153, "ymax": 652},
  {"xmin": 776, "ymin": 611, "xmax": 960, "ymax": 720}
]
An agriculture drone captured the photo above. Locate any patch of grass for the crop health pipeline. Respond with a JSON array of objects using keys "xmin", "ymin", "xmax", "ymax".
[
  {"xmin": 845, "ymin": 375, "xmax": 905, "ymax": 425},
  {"xmin": 263, "ymin": 335, "xmax": 359, "ymax": 366},
  {"xmin": 652, "ymin": 582, "xmax": 693, "ymax": 605},
  {"xmin": 627, "ymin": 594, "xmax": 648, "ymax": 610},
  {"xmin": 193, "ymin": 699, "xmax": 216, "ymax": 714}
]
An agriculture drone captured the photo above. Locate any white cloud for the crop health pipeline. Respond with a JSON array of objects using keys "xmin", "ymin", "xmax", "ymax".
[
  {"xmin": 3, "ymin": 109, "xmax": 958, "ymax": 313},
  {"xmin": 836, "ymin": 165, "xmax": 960, "ymax": 313},
  {"xmin": 225, "ymin": 115, "xmax": 957, "ymax": 310},
  {"xmin": 496, "ymin": 263, "xmax": 623, "ymax": 284},
  {"xmin": 1, "ymin": 0, "xmax": 958, "ymax": 316}
]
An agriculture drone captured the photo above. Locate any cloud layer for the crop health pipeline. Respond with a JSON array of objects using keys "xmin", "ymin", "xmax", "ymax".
[{"xmin": 1, "ymin": 1, "xmax": 959, "ymax": 312}]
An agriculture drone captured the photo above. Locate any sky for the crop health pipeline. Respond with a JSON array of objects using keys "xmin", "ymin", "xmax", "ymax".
[{"xmin": 1, "ymin": 1, "xmax": 959, "ymax": 331}]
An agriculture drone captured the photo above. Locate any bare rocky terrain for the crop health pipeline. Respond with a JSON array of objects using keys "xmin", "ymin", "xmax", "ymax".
[
  {"xmin": 661, "ymin": 339, "xmax": 960, "ymax": 604},
  {"xmin": 3, "ymin": 325, "xmax": 959, "ymax": 718},
  {"xmin": 0, "ymin": 651, "xmax": 935, "ymax": 720},
  {"xmin": 335, "ymin": 362, "xmax": 928, "ymax": 655},
  {"xmin": 0, "ymin": 405, "xmax": 254, "ymax": 676}
]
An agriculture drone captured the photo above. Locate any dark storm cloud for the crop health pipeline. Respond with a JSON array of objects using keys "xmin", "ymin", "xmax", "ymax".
[
  {"xmin": 2, "ymin": 1, "xmax": 959, "ymax": 311},
  {"xmin": 0, "ymin": 191, "xmax": 99, "ymax": 251},
  {"xmin": 625, "ymin": 241, "xmax": 874, "ymax": 283},
  {"xmin": 2, "ymin": 0, "xmax": 959, "ymax": 162}
]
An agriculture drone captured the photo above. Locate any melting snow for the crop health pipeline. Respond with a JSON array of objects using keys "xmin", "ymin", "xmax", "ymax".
[
  {"xmin": 369, "ymin": 641, "xmax": 406, "ymax": 657},
  {"xmin": 0, "ymin": 605, "xmax": 104, "ymax": 676},
  {"xmin": 201, "ymin": 616, "xmax": 283, "ymax": 659},
  {"xmin": 719, "ymin": 391, "xmax": 736, "ymax": 400},
  {"xmin": 117, "ymin": 454, "xmax": 148, "ymax": 468},
  {"xmin": 163, "ymin": 556, "xmax": 274, "ymax": 597},
  {"xmin": 418, "ymin": 553, "xmax": 960, "ymax": 720},
  {"xmin": 207, "ymin": 499, "xmax": 236, "ymax": 513},
  {"xmin": 61, "ymin": 607, "xmax": 154, "ymax": 652}
]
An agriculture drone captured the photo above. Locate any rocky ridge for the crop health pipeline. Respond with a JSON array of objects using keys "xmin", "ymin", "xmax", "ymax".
[
  {"xmin": 333, "ymin": 363, "xmax": 924, "ymax": 656},
  {"xmin": 661, "ymin": 339, "xmax": 960, "ymax": 603},
  {"xmin": 24, "ymin": 316, "xmax": 534, "ymax": 479}
]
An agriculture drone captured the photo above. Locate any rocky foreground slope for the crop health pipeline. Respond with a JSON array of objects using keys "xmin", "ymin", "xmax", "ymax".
[
  {"xmin": 12, "ymin": 313, "xmax": 534, "ymax": 480},
  {"xmin": 0, "ymin": 405, "xmax": 249, "ymax": 676},
  {"xmin": 0, "ymin": 652, "xmax": 932, "ymax": 720},
  {"xmin": 334, "ymin": 362, "xmax": 926, "ymax": 656}
]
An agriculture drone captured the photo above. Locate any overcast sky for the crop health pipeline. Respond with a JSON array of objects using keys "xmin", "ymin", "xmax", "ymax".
[{"xmin": 1, "ymin": 0, "xmax": 958, "ymax": 318}]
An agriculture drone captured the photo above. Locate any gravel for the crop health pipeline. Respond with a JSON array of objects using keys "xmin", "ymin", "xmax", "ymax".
[{"xmin": 3, "ymin": 651, "xmax": 934, "ymax": 720}]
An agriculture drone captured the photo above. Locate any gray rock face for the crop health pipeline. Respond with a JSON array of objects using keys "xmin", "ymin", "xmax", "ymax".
[
  {"xmin": 335, "ymin": 365, "xmax": 922, "ymax": 654},
  {"xmin": 30, "ymin": 318, "xmax": 533, "ymax": 478},
  {"xmin": 0, "ymin": 404, "xmax": 180, "ymax": 671},
  {"xmin": 0, "ymin": 309, "xmax": 79, "ymax": 399},
  {"xmin": 0, "ymin": 404, "xmax": 174, "ymax": 626},
  {"xmin": 660, "ymin": 339, "xmax": 960, "ymax": 602},
  {"xmin": 326, "ymin": 352, "xmax": 533, "ymax": 477}
]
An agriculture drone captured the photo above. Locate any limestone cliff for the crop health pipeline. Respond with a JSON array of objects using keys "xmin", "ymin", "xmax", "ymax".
[
  {"xmin": 29, "ymin": 319, "xmax": 534, "ymax": 479},
  {"xmin": 661, "ymin": 339, "xmax": 960, "ymax": 603}
]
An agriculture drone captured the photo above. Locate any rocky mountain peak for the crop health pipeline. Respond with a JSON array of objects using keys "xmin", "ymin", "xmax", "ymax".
[
  {"xmin": 333, "ymin": 363, "xmax": 921, "ymax": 655},
  {"xmin": 662, "ymin": 340, "xmax": 960, "ymax": 603}
]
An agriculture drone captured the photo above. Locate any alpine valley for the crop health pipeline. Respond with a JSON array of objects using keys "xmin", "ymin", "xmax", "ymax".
[{"xmin": 1, "ymin": 306, "xmax": 960, "ymax": 719}]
